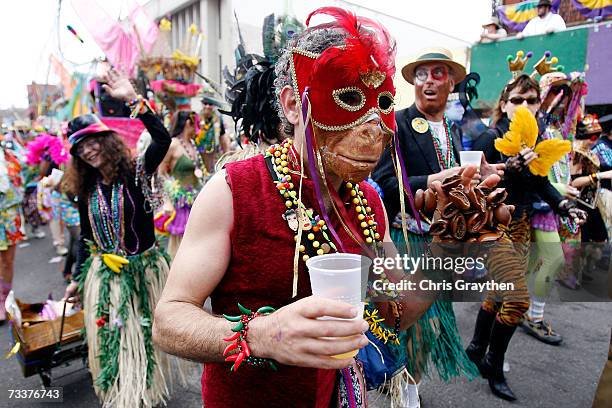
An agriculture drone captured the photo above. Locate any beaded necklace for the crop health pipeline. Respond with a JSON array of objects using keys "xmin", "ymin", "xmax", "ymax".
[
  {"xmin": 431, "ymin": 115, "xmax": 456, "ymax": 170},
  {"xmin": 199, "ymin": 116, "xmax": 217, "ymax": 154},
  {"xmin": 265, "ymin": 139, "xmax": 381, "ymax": 262},
  {"xmin": 264, "ymin": 139, "xmax": 400, "ymax": 344},
  {"xmin": 179, "ymin": 137, "xmax": 205, "ymax": 180},
  {"xmin": 89, "ymin": 181, "xmax": 125, "ymax": 254}
]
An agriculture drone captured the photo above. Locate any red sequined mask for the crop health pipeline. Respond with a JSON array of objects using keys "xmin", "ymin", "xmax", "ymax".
[{"xmin": 290, "ymin": 8, "xmax": 397, "ymax": 134}]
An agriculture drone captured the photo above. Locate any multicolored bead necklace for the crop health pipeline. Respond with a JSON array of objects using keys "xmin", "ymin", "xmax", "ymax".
[
  {"xmin": 264, "ymin": 139, "xmax": 401, "ymax": 343},
  {"xmin": 89, "ymin": 181, "xmax": 125, "ymax": 254},
  {"xmin": 179, "ymin": 137, "xmax": 205, "ymax": 180},
  {"xmin": 265, "ymin": 139, "xmax": 381, "ymax": 261},
  {"xmin": 431, "ymin": 115, "xmax": 456, "ymax": 170},
  {"xmin": 265, "ymin": 139, "xmax": 396, "ymax": 295}
]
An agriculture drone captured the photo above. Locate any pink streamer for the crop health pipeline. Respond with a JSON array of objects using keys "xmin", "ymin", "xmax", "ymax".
[
  {"xmin": 99, "ymin": 117, "xmax": 145, "ymax": 150},
  {"xmin": 71, "ymin": 0, "xmax": 158, "ymax": 76},
  {"xmin": 393, "ymin": 133, "xmax": 424, "ymax": 236}
]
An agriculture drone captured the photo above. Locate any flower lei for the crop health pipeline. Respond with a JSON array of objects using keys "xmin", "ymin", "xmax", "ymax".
[{"xmin": 195, "ymin": 112, "xmax": 220, "ymax": 154}]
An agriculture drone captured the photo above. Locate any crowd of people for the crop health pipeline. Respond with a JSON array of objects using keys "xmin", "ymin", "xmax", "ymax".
[{"xmin": 1, "ymin": 3, "xmax": 611, "ymax": 408}]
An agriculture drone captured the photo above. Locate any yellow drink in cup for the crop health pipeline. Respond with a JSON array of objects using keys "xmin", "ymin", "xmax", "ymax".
[
  {"xmin": 332, "ymin": 340, "xmax": 360, "ymax": 359},
  {"xmin": 306, "ymin": 254, "xmax": 369, "ymax": 360}
]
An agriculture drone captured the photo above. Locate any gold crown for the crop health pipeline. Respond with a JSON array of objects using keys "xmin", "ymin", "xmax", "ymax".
[
  {"xmin": 507, "ymin": 50, "xmax": 533, "ymax": 79},
  {"xmin": 531, "ymin": 51, "xmax": 563, "ymax": 78}
]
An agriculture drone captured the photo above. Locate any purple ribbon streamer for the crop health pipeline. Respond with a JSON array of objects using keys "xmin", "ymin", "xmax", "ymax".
[
  {"xmin": 393, "ymin": 132, "xmax": 426, "ymax": 243},
  {"xmin": 571, "ymin": 0, "xmax": 612, "ymax": 19},
  {"xmin": 301, "ymin": 87, "xmax": 347, "ymax": 253},
  {"xmin": 496, "ymin": 0, "xmax": 561, "ymax": 32}
]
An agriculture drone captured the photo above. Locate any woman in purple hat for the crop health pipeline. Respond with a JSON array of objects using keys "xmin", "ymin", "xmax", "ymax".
[{"xmin": 63, "ymin": 69, "xmax": 187, "ymax": 407}]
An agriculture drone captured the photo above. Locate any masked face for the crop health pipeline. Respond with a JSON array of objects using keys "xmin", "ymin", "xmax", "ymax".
[
  {"xmin": 315, "ymin": 118, "xmax": 391, "ymax": 182},
  {"xmin": 291, "ymin": 49, "xmax": 396, "ymax": 136},
  {"xmin": 287, "ymin": 8, "xmax": 396, "ymax": 182}
]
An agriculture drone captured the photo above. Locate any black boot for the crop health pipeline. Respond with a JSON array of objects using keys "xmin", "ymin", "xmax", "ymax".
[
  {"xmin": 480, "ymin": 320, "xmax": 517, "ymax": 401},
  {"xmin": 465, "ymin": 307, "xmax": 496, "ymax": 370}
]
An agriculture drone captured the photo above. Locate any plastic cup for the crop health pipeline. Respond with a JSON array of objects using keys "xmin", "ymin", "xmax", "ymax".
[
  {"xmin": 460, "ymin": 151, "xmax": 483, "ymax": 169},
  {"xmin": 50, "ymin": 168, "xmax": 64, "ymax": 186},
  {"xmin": 306, "ymin": 253, "xmax": 371, "ymax": 359}
]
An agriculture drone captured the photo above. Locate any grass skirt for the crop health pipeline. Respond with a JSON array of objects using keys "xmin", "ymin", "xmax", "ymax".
[
  {"xmin": 390, "ymin": 227, "xmax": 479, "ymax": 381},
  {"xmin": 80, "ymin": 246, "xmax": 189, "ymax": 407}
]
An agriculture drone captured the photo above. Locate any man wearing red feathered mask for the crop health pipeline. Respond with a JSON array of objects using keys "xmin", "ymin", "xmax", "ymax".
[{"xmin": 152, "ymin": 7, "xmax": 503, "ymax": 407}]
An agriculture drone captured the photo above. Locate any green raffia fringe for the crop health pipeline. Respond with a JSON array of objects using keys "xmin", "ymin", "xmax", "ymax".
[
  {"xmin": 79, "ymin": 244, "xmax": 169, "ymax": 392},
  {"xmin": 390, "ymin": 228, "xmax": 479, "ymax": 381}
]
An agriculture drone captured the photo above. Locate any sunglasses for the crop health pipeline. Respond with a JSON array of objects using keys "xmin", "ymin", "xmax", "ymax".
[
  {"xmin": 508, "ymin": 96, "xmax": 539, "ymax": 105},
  {"xmin": 414, "ymin": 67, "xmax": 448, "ymax": 83}
]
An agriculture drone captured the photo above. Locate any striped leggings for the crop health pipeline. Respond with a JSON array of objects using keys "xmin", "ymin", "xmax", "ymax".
[{"xmin": 482, "ymin": 214, "xmax": 531, "ymax": 327}]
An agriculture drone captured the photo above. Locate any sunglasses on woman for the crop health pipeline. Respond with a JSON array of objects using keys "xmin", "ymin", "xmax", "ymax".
[{"xmin": 508, "ymin": 96, "xmax": 539, "ymax": 105}]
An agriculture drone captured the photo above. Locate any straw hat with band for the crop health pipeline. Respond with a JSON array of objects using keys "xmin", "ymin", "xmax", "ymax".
[
  {"xmin": 573, "ymin": 140, "xmax": 600, "ymax": 167},
  {"xmin": 401, "ymin": 48, "xmax": 466, "ymax": 85},
  {"xmin": 482, "ymin": 16, "xmax": 501, "ymax": 28},
  {"xmin": 67, "ymin": 114, "xmax": 113, "ymax": 155}
]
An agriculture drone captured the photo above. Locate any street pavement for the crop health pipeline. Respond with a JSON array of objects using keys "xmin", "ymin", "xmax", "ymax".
[{"xmin": 1, "ymin": 227, "xmax": 611, "ymax": 407}]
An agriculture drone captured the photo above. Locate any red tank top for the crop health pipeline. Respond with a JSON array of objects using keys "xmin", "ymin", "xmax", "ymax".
[{"xmin": 201, "ymin": 154, "xmax": 386, "ymax": 408}]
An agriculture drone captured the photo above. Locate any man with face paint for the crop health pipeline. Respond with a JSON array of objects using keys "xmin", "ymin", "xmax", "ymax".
[
  {"xmin": 153, "ymin": 8, "xmax": 507, "ymax": 407},
  {"xmin": 372, "ymin": 48, "xmax": 494, "ymax": 399},
  {"xmin": 373, "ymin": 48, "xmax": 476, "ymax": 219}
]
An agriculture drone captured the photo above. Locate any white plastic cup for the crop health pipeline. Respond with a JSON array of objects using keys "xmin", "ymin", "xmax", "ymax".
[
  {"xmin": 306, "ymin": 253, "xmax": 370, "ymax": 308},
  {"xmin": 50, "ymin": 168, "xmax": 64, "ymax": 186},
  {"xmin": 460, "ymin": 150, "xmax": 483, "ymax": 169},
  {"xmin": 306, "ymin": 253, "xmax": 371, "ymax": 359}
]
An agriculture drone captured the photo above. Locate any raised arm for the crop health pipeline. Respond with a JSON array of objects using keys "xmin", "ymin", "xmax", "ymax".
[
  {"xmin": 139, "ymin": 111, "xmax": 171, "ymax": 174},
  {"xmin": 152, "ymin": 171, "xmax": 369, "ymax": 368},
  {"xmin": 100, "ymin": 69, "xmax": 171, "ymax": 174}
]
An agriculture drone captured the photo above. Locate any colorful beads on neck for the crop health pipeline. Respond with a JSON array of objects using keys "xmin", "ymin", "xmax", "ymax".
[{"xmin": 432, "ymin": 115, "xmax": 456, "ymax": 170}]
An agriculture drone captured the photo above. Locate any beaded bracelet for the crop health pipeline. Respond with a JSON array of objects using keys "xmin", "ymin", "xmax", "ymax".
[
  {"xmin": 222, "ymin": 303, "xmax": 278, "ymax": 372},
  {"xmin": 126, "ymin": 95, "xmax": 154, "ymax": 119}
]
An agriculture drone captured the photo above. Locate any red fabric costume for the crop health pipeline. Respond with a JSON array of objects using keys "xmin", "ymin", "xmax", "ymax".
[{"xmin": 201, "ymin": 155, "xmax": 386, "ymax": 408}]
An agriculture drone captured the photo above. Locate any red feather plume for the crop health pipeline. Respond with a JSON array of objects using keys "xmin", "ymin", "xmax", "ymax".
[{"xmin": 305, "ymin": 7, "xmax": 396, "ymax": 86}]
